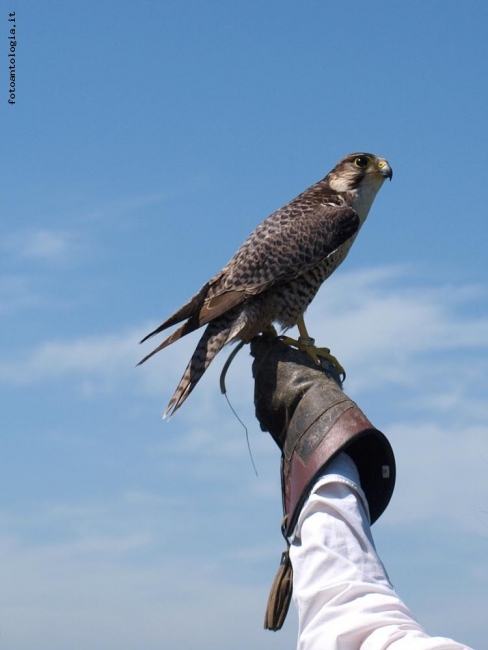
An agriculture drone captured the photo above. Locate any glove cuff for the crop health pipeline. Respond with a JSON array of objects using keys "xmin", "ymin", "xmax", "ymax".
[
  {"xmin": 283, "ymin": 400, "xmax": 396, "ymax": 537},
  {"xmin": 264, "ymin": 394, "xmax": 395, "ymax": 631}
]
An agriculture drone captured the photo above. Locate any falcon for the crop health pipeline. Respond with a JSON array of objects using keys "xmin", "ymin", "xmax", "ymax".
[{"xmin": 139, "ymin": 153, "xmax": 392, "ymax": 417}]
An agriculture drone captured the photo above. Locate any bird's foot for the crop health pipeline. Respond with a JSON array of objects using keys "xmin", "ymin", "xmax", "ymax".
[{"xmin": 280, "ymin": 335, "xmax": 346, "ymax": 381}]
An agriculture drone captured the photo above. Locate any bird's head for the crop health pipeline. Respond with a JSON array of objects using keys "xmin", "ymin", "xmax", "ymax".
[{"xmin": 327, "ymin": 153, "xmax": 393, "ymax": 195}]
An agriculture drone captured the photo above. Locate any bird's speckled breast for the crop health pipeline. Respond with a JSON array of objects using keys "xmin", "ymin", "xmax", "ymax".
[{"xmin": 239, "ymin": 236, "xmax": 356, "ymax": 339}]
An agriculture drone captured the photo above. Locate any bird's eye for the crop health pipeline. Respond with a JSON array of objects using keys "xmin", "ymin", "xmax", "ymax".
[{"xmin": 354, "ymin": 156, "xmax": 369, "ymax": 169}]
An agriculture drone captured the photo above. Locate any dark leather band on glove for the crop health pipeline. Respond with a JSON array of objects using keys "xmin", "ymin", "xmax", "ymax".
[{"xmin": 251, "ymin": 334, "xmax": 396, "ymax": 631}]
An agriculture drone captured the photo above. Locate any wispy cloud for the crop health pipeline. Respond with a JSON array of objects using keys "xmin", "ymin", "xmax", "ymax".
[
  {"xmin": 2, "ymin": 257, "xmax": 486, "ymax": 649},
  {"xmin": 0, "ymin": 274, "xmax": 43, "ymax": 313},
  {"xmin": 2, "ymin": 228, "xmax": 81, "ymax": 263},
  {"xmin": 1, "ymin": 266, "xmax": 487, "ymax": 536},
  {"xmin": 79, "ymin": 191, "xmax": 168, "ymax": 222},
  {"xmin": 2, "ymin": 263, "xmax": 487, "ymax": 403},
  {"xmin": 385, "ymin": 420, "xmax": 488, "ymax": 534},
  {"xmin": 0, "ymin": 328, "xmax": 140, "ymax": 387},
  {"xmin": 0, "ymin": 527, "xmax": 293, "ymax": 650},
  {"xmin": 0, "ymin": 482, "xmax": 294, "ymax": 649},
  {"xmin": 158, "ymin": 266, "xmax": 488, "ymax": 534},
  {"xmin": 309, "ymin": 265, "xmax": 488, "ymax": 361},
  {"xmin": 0, "ymin": 321, "xmax": 210, "ymax": 409}
]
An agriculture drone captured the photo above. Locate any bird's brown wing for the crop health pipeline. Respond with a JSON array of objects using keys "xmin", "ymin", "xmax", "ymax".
[
  {"xmin": 202, "ymin": 203, "xmax": 360, "ymax": 314},
  {"xmin": 138, "ymin": 203, "xmax": 359, "ymax": 361}
]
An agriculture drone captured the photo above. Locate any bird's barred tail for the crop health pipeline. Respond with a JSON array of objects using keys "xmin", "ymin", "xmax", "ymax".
[{"xmin": 163, "ymin": 318, "xmax": 234, "ymax": 419}]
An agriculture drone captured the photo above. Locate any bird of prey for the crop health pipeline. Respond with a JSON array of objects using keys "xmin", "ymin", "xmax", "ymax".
[{"xmin": 139, "ymin": 153, "xmax": 392, "ymax": 417}]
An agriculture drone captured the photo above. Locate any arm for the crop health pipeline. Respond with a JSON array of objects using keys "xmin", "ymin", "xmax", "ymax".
[{"xmin": 251, "ymin": 335, "xmax": 473, "ymax": 650}]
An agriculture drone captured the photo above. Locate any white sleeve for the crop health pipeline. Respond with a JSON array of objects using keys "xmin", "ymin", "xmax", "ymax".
[{"xmin": 289, "ymin": 453, "xmax": 474, "ymax": 650}]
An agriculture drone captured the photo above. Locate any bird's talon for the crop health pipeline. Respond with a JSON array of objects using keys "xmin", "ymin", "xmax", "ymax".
[
  {"xmin": 279, "ymin": 335, "xmax": 345, "ymax": 378},
  {"xmin": 315, "ymin": 348, "xmax": 346, "ymax": 380}
]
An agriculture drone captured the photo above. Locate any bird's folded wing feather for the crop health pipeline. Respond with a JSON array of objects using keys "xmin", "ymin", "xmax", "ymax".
[
  {"xmin": 201, "ymin": 204, "xmax": 360, "ymax": 318},
  {"xmin": 139, "ymin": 203, "xmax": 360, "ymax": 348}
]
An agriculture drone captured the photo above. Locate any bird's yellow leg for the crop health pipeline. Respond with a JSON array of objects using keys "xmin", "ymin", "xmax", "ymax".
[
  {"xmin": 241, "ymin": 325, "xmax": 278, "ymax": 344},
  {"xmin": 281, "ymin": 316, "xmax": 346, "ymax": 379}
]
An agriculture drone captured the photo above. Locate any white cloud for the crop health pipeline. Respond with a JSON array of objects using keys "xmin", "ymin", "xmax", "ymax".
[
  {"xmin": 2, "ymin": 264, "xmax": 487, "ymax": 399},
  {"xmin": 2, "ymin": 261, "xmax": 486, "ymax": 649},
  {"xmin": 0, "ymin": 328, "xmax": 140, "ymax": 387},
  {"xmin": 384, "ymin": 421, "xmax": 488, "ymax": 535},
  {"xmin": 0, "ymin": 544, "xmax": 294, "ymax": 650},
  {"xmin": 0, "ymin": 492, "xmax": 294, "ymax": 650},
  {"xmin": 0, "ymin": 324, "xmax": 189, "ymax": 398},
  {"xmin": 0, "ymin": 275, "xmax": 42, "ymax": 313},
  {"xmin": 2, "ymin": 266, "xmax": 487, "ymax": 536},
  {"xmin": 2, "ymin": 228, "xmax": 80, "ymax": 263},
  {"xmin": 308, "ymin": 265, "xmax": 488, "ymax": 363},
  {"xmin": 78, "ymin": 191, "xmax": 167, "ymax": 222}
]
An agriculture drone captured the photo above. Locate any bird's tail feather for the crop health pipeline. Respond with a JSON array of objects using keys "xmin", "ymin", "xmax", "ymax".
[
  {"xmin": 137, "ymin": 317, "xmax": 200, "ymax": 366},
  {"xmin": 163, "ymin": 319, "xmax": 233, "ymax": 418},
  {"xmin": 139, "ymin": 283, "xmax": 210, "ymax": 345}
]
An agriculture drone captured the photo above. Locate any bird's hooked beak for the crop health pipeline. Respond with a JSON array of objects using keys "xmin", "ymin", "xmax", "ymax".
[{"xmin": 377, "ymin": 158, "xmax": 393, "ymax": 181}]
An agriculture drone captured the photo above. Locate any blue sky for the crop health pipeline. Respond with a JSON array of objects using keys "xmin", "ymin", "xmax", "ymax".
[{"xmin": 1, "ymin": 1, "xmax": 487, "ymax": 648}]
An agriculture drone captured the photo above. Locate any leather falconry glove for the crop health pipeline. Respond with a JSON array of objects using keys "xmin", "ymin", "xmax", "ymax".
[{"xmin": 250, "ymin": 334, "xmax": 396, "ymax": 631}]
